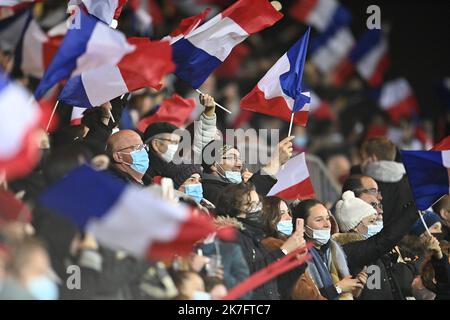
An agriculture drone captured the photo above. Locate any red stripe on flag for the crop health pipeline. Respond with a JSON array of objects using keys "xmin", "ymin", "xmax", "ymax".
[
  {"xmin": 274, "ymin": 177, "xmax": 316, "ymax": 201},
  {"xmin": 288, "ymin": 0, "xmax": 317, "ymax": 23},
  {"xmin": 386, "ymin": 94, "xmax": 418, "ymax": 124},
  {"xmin": 42, "ymin": 36, "xmax": 63, "ymax": 71},
  {"xmin": 432, "ymin": 136, "xmax": 450, "ymax": 151},
  {"xmin": 118, "ymin": 38, "xmax": 175, "ymax": 92},
  {"xmin": 147, "ymin": 209, "xmax": 216, "ymax": 260},
  {"xmin": 240, "ymin": 86, "xmax": 309, "ymax": 126},
  {"xmin": 221, "ymin": 0, "xmax": 283, "ymax": 34},
  {"xmin": 332, "ymin": 57, "xmax": 354, "ymax": 87},
  {"xmin": 367, "ymin": 53, "xmax": 390, "ymax": 87}
]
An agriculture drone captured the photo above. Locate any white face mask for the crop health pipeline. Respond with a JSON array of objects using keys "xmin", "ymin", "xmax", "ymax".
[
  {"xmin": 193, "ymin": 291, "xmax": 211, "ymax": 300},
  {"xmin": 305, "ymin": 225, "xmax": 331, "ymax": 246},
  {"xmin": 160, "ymin": 143, "xmax": 178, "ymax": 163}
]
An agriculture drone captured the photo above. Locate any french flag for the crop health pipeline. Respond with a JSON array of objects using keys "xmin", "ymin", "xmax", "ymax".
[
  {"xmin": 34, "ymin": 10, "xmax": 135, "ymax": 100},
  {"xmin": 70, "ymin": 106, "xmax": 85, "ymax": 125},
  {"xmin": 0, "ymin": 70, "xmax": 43, "ymax": 180},
  {"xmin": 171, "ymin": 0, "xmax": 283, "ymax": 88},
  {"xmin": 378, "ymin": 78, "xmax": 419, "ymax": 124},
  {"xmin": 309, "ymin": 91, "xmax": 334, "ymax": 121},
  {"xmin": 240, "ymin": 28, "xmax": 311, "ymax": 126},
  {"xmin": 68, "ymin": 0, "xmax": 127, "ymax": 27},
  {"xmin": 334, "ymin": 29, "xmax": 389, "ymax": 87},
  {"xmin": 59, "ymin": 37, "xmax": 175, "ymax": 108},
  {"xmin": 310, "ymin": 25, "xmax": 355, "ymax": 74},
  {"xmin": 15, "ymin": 19, "xmax": 64, "ymax": 79},
  {"xmin": 0, "ymin": 6, "xmax": 31, "ymax": 53},
  {"xmin": 267, "ymin": 152, "xmax": 315, "ymax": 200},
  {"xmin": 432, "ymin": 136, "xmax": 450, "ymax": 151},
  {"xmin": 129, "ymin": 0, "xmax": 163, "ymax": 36},
  {"xmin": 137, "ymin": 94, "xmax": 196, "ymax": 133},
  {"xmin": 39, "ymin": 165, "xmax": 228, "ymax": 259},
  {"xmin": 289, "ymin": 0, "xmax": 351, "ymax": 32},
  {"xmin": 401, "ymin": 150, "xmax": 450, "ymax": 211}
]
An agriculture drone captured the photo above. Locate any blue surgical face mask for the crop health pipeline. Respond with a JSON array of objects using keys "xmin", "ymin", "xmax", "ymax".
[
  {"xmin": 294, "ymin": 136, "xmax": 308, "ymax": 148},
  {"xmin": 366, "ymin": 221, "xmax": 383, "ymax": 238},
  {"xmin": 161, "ymin": 144, "xmax": 178, "ymax": 163},
  {"xmin": 305, "ymin": 225, "xmax": 330, "ymax": 246},
  {"xmin": 225, "ymin": 171, "xmax": 242, "ymax": 184},
  {"xmin": 277, "ymin": 220, "xmax": 293, "ymax": 236},
  {"xmin": 27, "ymin": 276, "xmax": 58, "ymax": 300},
  {"xmin": 193, "ymin": 291, "xmax": 211, "ymax": 300},
  {"xmin": 129, "ymin": 149, "xmax": 150, "ymax": 174},
  {"xmin": 184, "ymin": 183, "xmax": 203, "ymax": 203}
]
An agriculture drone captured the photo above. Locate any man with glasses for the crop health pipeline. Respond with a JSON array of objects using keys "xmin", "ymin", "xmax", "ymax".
[
  {"xmin": 106, "ymin": 130, "xmax": 150, "ymax": 185},
  {"xmin": 201, "ymin": 136, "xmax": 294, "ymax": 206}
]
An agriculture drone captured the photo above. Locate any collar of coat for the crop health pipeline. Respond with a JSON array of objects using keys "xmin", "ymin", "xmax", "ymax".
[{"xmin": 332, "ymin": 232, "xmax": 365, "ymax": 246}]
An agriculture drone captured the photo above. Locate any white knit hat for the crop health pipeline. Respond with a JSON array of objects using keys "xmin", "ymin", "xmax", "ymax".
[{"xmin": 335, "ymin": 191, "xmax": 377, "ymax": 232}]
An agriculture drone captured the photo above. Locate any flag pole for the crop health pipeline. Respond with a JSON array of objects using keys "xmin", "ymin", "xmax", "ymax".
[
  {"xmin": 195, "ymin": 89, "xmax": 232, "ymax": 114},
  {"xmin": 46, "ymin": 100, "xmax": 59, "ymax": 133},
  {"xmin": 419, "ymin": 211, "xmax": 433, "ymax": 237},
  {"xmin": 288, "ymin": 112, "xmax": 295, "ymax": 137},
  {"xmin": 108, "ymin": 109, "xmax": 115, "ymax": 123}
]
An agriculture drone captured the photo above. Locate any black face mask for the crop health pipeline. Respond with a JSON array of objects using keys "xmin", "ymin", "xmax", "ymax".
[
  {"xmin": 245, "ymin": 210, "xmax": 264, "ymax": 225},
  {"xmin": 432, "ymin": 232, "xmax": 445, "ymax": 242}
]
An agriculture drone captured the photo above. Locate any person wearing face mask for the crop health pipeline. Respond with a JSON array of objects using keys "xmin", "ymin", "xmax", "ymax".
[
  {"xmin": 215, "ymin": 183, "xmax": 307, "ymax": 300},
  {"xmin": 168, "ymin": 164, "xmax": 206, "ymax": 205},
  {"xmin": 106, "ymin": 130, "xmax": 150, "ymax": 185},
  {"xmin": 291, "ymin": 199, "xmax": 366, "ymax": 300},
  {"xmin": 201, "ymin": 136, "xmax": 294, "ymax": 206},
  {"xmin": 0, "ymin": 238, "xmax": 58, "ymax": 300},
  {"xmin": 333, "ymin": 191, "xmax": 418, "ymax": 300}
]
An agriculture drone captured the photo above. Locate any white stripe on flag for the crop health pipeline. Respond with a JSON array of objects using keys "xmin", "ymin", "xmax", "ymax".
[
  {"xmin": 268, "ymin": 153, "xmax": 310, "ymax": 196},
  {"xmin": 257, "ymin": 53, "xmax": 295, "ymax": 110},
  {"xmin": 86, "ymin": 186, "xmax": 189, "ymax": 257},
  {"xmin": 356, "ymin": 39, "xmax": 387, "ymax": 80},
  {"xmin": 73, "ymin": 22, "xmax": 134, "ymax": 77},
  {"xmin": 308, "ymin": 0, "xmax": 338, "ymax": 32},
  {"xmin": 83, "ymin": 0, "xmax": 118, "ymax": 25},
  {"xmin": 0, "ymin": 84, "xmax": 39, "ymax": 157},
  {"xmin": 379, "ymin": 78, "xmax": 411, "ymax": 110},
  {"xmin": 82, "ymin": 64, "xmax": 128, "ymax": 106},
  {"xmin": 21, "ymin": 20, "xmax": 47, "ymax": 79},
  {"xmin": 442, "ymin": 150, "xmax": 450, "ymax": 168},
  {"xmin": 186, "ymin": 15, "xmax": 248, "ymax": 62}
]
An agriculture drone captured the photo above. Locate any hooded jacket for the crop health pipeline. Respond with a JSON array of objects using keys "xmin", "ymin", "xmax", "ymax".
[{"xmin": 362, "ymin": 160, "xmax": 410, "ymax": 226}]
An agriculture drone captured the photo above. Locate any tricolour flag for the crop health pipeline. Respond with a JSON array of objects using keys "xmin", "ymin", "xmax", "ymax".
[
  {"xmin": 59, "ymin": 37, "xmax": 175, "ymax": 108},
  {"xmin": 289, "ymin": 0, "xmax": 351, "ymax": 32},
  {"xmin": 378, "ymin": 78, "xmax": 418, "ymax": 124},
  {"xmin": 401, "ymin": 150, "xmax": 450, "ymax": 210},
  {"xmin": 0, "ymin": 0, "xmax": 37, "ymax": 21},
  {"xmin": 39, "ymin": 165, "xmax": 228, "ymax": 259},
  {"xmin": 432, "ymin": 136, "xmax": 450, "ymax": 151},
  {"xmin": 70, "ymin": 106, "xmax": 85, "ymax": 125},
  {"xmin": 333, "ymin": 29, "xmax": 389, "ymax": 86},
  {"xmin": 310, "ymin": 25, "xmax": 355, "ymax": 74},
  {"xmin": 0, "ymin": 70, "xmax": 43, "ymax": 180},
  {"xmin": 68, "ymin": 0, "xmax": 127, "ymax": 27},
  {"xmin": 0, "ymin": 6, "xmax": 31, "ymax": 52},
  {"xmin": 137, "ymin": 94, "xmax": 196, "ymax": 133},
  {"xmin": 240, "ymin": 28, "xmax": 311, "ymax": 126},
  {"xmin": 267, "ymin": 152, "xmax": 315, "ymax": 200},
  {"xmin": 171, "ymin": 0, "xmax": 283, "ymax": 88},
  {"xmin": 34, "ymin": 10, "xmax": 135, "ymax": 100}
]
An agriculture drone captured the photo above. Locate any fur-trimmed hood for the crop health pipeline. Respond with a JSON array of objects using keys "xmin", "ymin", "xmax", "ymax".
[
  {"xmin": 363, "ymin": 161, "xmax": 406, "ymax": 183},
  {"xmin": 213, "ymin": 215, "xmax": 244, "ymax": 231},
  {"xmin": 332, "ymin": 232, "xmax": 365, "ymax": 246}
]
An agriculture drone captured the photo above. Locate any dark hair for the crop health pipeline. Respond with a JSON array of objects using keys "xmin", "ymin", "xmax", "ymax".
[
  {"xmin": 204, "ymin": 276, "xmax": 224, "ymax": 292},
  {"xmin": 43, "ymin": 144, "xmax": 91, "ymax": 185},
  {"xmin": 291, "ymin": 199, "xmax": 324, "ymax": 232},
  {"xmin": 361, "ymin": 137, "xmax": 396, "ymax": 161},
  {"xmin": 261, "ymin": 196, "xmax": 289, "ymax": 238},
  {"xmin": 215, "ymin": 183, "xmax": 255, "ymax": 218},
  {"xmin": 341, "ymin": 175, "xmax": 364, "ymax": 195},
  {"xmin": 50, "ymin": 125, "xmax": 86, "ymax": 149}
]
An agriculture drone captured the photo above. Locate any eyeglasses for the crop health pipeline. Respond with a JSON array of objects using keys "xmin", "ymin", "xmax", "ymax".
[
  {"xmin": 222, "ymin": 154, "xmax": 242, "ymax": 162},
  {"xmin": 117, "ymin": 144, "xmax": 149, "ymax": 153},
  {"xmin": 370, "ymin": 202, "xmax": 383, "ymax": 210},
  {"xmin": 355, "ymin": 188, "xmax": 381, "ymax": 197}
]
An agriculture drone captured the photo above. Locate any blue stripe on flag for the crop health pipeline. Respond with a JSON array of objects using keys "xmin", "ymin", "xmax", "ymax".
[
  {"xmin": 34, "ymin": 11, "xmax": 98, "ymax": 99},
  {"xmin": 59, "ymin": 75, "xmax": 93, "ymax": 108},
  {"xmin": 280, "ymin": 28, "xmax": 311, "ymax": 112},
  {"xmin": 172, "ymin": 38, "xmax": 222, "ymax": 89},
  {"xmin": 39, "ymin": 165, "xmax": 127, "ymax": 229},
  {"xmin": 0, "ymin": 70, "xmax": 9, "ymax": 92},
  {"xmin": 349, "ymin": 29, "xmax": 381, "ymax": 63},
  {"xmin": 401, "ymin": 150, "xmax": 449, "ymax": 210}
]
